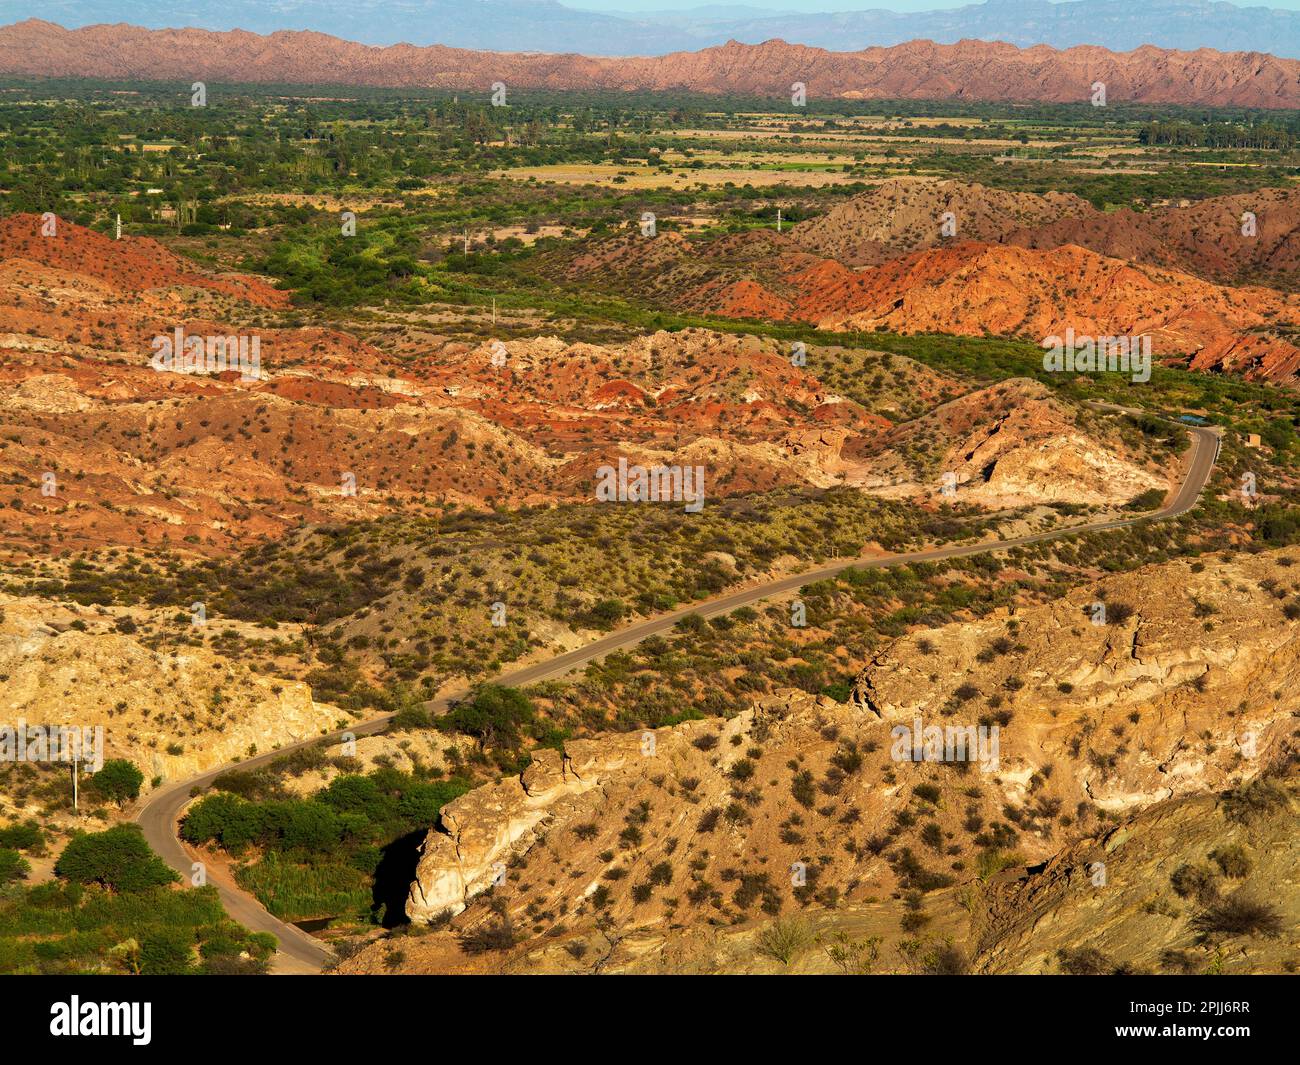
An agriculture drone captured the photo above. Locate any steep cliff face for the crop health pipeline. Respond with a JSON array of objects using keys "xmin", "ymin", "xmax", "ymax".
[
  {"xmin": 852, "ymin": 551, "xmax": 1300, "ymax": 812},
  {"xmin": 357, "ymin": 772, "xmax": 1298, "ymax": 974},
  {"xmin": 405, "ymin": 719, "xmax": 753, "ymax": 922}
]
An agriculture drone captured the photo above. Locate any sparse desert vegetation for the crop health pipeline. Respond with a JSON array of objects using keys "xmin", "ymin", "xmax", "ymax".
[{"xmin": 0, "ymin": 43, "xmax": 1297, "ymax": 988}]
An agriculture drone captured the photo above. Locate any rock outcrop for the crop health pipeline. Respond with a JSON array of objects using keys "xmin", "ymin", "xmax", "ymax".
[
  {"xmin": 974, "ymin": 777, "xmax": 1299, "ymax": 974},
  {"xmin": 406, "ymin": 717, "xmax": 754, "ymax": 921},
  {"xmin": 553, "ymin": 219, "xmax": 1300, "ymax": 387},
  {"xmin": 353, "ymin": 771, "xmax": 1298, "ymax": 974},
  {"xmin": 399, "ymin": 550, "xmax": 1300, "ymax": 960},
  {"xmin": 853, "ymin": 551, "xmax": 1300, "ymax": 811},
  {"xmin": 845, "ymin": 378, "xmax": 1171, "ymax": 507},
  {"xmin": 0, "ymin": 593, "xmax": 341, "ymax": 817}
]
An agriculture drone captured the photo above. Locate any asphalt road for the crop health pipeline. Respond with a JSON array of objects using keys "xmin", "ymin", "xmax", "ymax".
[{"xmin": 135, "ymin": 419, "xmax": 1219, "ymax": 974}]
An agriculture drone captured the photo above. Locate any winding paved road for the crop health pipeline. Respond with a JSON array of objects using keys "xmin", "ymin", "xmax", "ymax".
[{"xmin": 136, "ymin": 418, "xmax": 1220, "ymax": 974}]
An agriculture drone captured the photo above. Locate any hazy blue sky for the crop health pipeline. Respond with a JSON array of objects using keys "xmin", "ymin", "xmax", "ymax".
[
  {"xmin": 574, "ymin": 0, "xmax": 1300, "ymax": 11},
  {"xmin": 576, "ymin": 1, "xmax": 975, "ymax": 10}
]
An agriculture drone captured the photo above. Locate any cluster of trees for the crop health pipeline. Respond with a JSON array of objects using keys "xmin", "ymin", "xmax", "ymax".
[
  {"xmin": 178, "ymin": 766, "xmax": 471, "ymax": 927},
  {"xmin": 13, "ymin": 79, "xmax": 1293, "ymax": 246},
  {"xmin": 438, "ymin": 684, "xmax": 541, "ymax": 752},
  {"xmin": 1139, "ymin": 120, "xmax": 1298, "ymax": 150},
  {"xmin": 390, "ymin": 684, "xmax": 562, "ymax": 764},
  {"xmin": 0, "ymin": 86, "xmax": 737, "ymax": 227},
  {"xmin": 0, "ymin": 763, "xmax": 142, "ymax": 889},
  {"xmin": 261, "ymin": 223, "xmax": 425, "ymax": 307},
  {"xmin": 0, "ymin": 822, "xmax": 274, "ymax": 974},
  {"xmin": 181, "ymin": 768, "xmax": 468, "ymax": 858},
  {"xmin": 1257, "ymin": 504, "xmax": 1300, "ymax": 546}
]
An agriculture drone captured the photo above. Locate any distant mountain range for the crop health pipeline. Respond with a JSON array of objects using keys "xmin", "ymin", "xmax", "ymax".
[
  {"xmin": 655, "ymin": 0, "xmax": 1300, "ymax": 58},
  {"xmin": 4, "ymin": 0, "xmax": 1300, "ymax": 58},
  {"xmin": 3, "ymin": 20, "xmax": 1300, "ymax": 108}
]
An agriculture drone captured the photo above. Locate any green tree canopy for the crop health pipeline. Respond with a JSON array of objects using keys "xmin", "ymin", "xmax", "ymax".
[
  {"xmin": 438, "ymin": 684, "xmax": 536, "ymax": 750},
  {"xmin": 89, "ymin": 759, "xmax": 145, "ymax": 805},
  {"xmin": 54, "ymin": 825, "xmax": 179, "ymax": 893},
  {"xmin": 0, "ymin": 848, "xmax": 30, "ymax": 885}
]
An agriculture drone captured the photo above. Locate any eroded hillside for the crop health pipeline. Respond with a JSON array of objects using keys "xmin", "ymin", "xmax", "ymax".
[
  {"xmin": 544, "ymin": 179, "xmax": 1300, "ymax": 384},
  {"xmin": 0, "ymin": 592, "xmax": 343, "ymax": 831},
  {"xmin": 0, "ymin": 214, "xmax": 1170, "ymax": 558},
  {"xmin": 334, "ymin": 549, "xmax": 1300, "ymax": 974}
]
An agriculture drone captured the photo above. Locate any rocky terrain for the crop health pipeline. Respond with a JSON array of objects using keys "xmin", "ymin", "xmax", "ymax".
[
  {"xmin": 0, "ymin": 592, "xmax": 343, "ymax": 826},
  {"xmin": 845, "ymin": 378, "xmax": 1171, "ymax": 507},
  {"xmin": 1006, "ymin": 185, "xmax": 1300, "ymax": 288},
  {"xmin": 345, "ymin": 776, "xmax": 1298, "ymax": 974},
  {"xmin": 0, "ymin": 215, "xmax": 288, "ymax": 309},
  {"xmin": 4, "ymin": 27, "xmax": 1298, "ymax": 992},
  {"xmin": 334, "ymin": 549, "xmax": 1300, "ymax": 974},
  {"xmin": 792, "ymin": 180, "xmax": 1093, "ymax": 266},
  {"xmin": 4, "ymin": 21, "xmax": 1300, "ymax": 108},
  {"xmin": 975, "ymin": 781, "xmax": 1298, "ymax": 974},
  {"xmin": 798, "ymin": 180, "xmax": 1300, "ymax": 289},
  {"xmin": 795, "ymin": 180, "xmax": 1300, "ymax": 380},
  {"xmin": 551, "ymin": 197, "xmax": 1300, "ymax": 384},
  {"xmin": 818, "ymin": 243, "xmax": 1300, "ymax": 374},
  {"xmin": 0, "ymin": 214, "xmax": 1166, "ymax": 557}
]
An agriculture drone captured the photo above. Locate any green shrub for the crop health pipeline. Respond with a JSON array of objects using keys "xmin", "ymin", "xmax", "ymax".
[
  {"xmin": 1124, "ymin": 488, "xmax": 1166, "ymax": 511},
  {"xmin": 391, "ymin": 704, "xmax": 432, "ymax": 730},
  {"xmin": 0, "ymin": 848, "xmax": 31, "ymax": 885},
  {"xmin": 756, "ymin": 916, "xmax": 812, "ymax": 965},
  {"xmin": 0, "ymin": 821, "xmax": 43, "ymax": 852},
  {"xmin": 180, "ymin": 792, "xmax": 266, "ymax": 850},
  {"xmin": 139, "ymin": 928, "xmax": 194, "ymax": 975},
  {"xmin": 439, "ymin": 684, "xmax": 536, "ymax": 750}
]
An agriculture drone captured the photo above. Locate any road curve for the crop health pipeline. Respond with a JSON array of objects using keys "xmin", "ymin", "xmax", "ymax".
[{"xmin": 136, "ymin": 421, "xmax": 1220, "ymax": 973}]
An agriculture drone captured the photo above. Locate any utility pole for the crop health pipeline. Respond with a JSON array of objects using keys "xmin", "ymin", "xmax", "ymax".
[
  {"xmin": 492, "ymin": 296, "xmax": 497, "ymax": 324},
  {"xmin": 776, "ymin": 208, "xmax": 782, "ymax": 233},
  {"xmin": 463, "ymin": 229, "xmax": 470, "ymax": 254},
  {"xmin": 72, "ymin": 754, "xmax": 79, "ymax": 812},
  {"xmin": 114, "ymin": 214, "xmax": 121, "ymax": 240}
]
